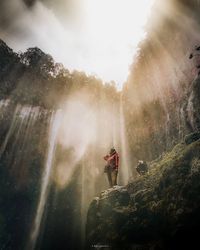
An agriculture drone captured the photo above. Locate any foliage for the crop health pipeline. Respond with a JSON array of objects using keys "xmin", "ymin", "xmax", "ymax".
[
  {"xmin": 86, "ymin": 138, "xmax": 200, "ymax": 249},
  {"xmin": 0, "ymin": 39, "xmax": 119, "ymax": 109}
]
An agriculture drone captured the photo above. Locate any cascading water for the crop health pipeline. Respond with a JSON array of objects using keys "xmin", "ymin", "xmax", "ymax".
[
  {"xmin": 0, "ymin": 104, "xmax": 41, "ymax": 164},
  {"xmin": 0, "ymin": 105, "xmax": 22, "ymax": 158},
  {"xmin": 119, "ymin": 94, "xmax": 131, "ymax": 183},
  {"xmin": 28, "ymin": 109, "xmax": 61, "ymax": 250},
  {"xmin": 0, "ymin": 99, "xmax": 10, "ymax": 111},
  {"xmin": 187, "ymin": 92, "xmax": 195, "ymax": 130},
  {"xmin": 165, "ymin": 112, "xmax": 170, "ymax": 149},
  {"xmin": 10, "ymin": 106, "xmax": 42, "ymax": 175},
  {"xmin": 7, "ymin": 89, "xmax": 129, "ymax": 250}
]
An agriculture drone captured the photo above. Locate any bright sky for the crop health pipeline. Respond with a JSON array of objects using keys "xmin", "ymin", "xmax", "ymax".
[
  {"xmin": 81, "ymin": 0, "xmax": 154, "ymax": 89},
  {"xmin": 3, "ymin": 0, "xmax": 154, "ymax": 89}
]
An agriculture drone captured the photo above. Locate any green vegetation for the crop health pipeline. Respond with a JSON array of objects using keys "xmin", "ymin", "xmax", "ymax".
[
  {"xmin": 0, "ymin": 39, "xmax": 119, "ymax": 109},
  {"xmin": 87, "ymin": 137, "xmax": 200, "ymax": 249}
]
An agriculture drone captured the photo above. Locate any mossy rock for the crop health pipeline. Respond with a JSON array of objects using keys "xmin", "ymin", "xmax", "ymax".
[
  {"xmin": 184, "ymin": 132, "xmax": 200, "ymax": 145},
  {"xmin": 86, "ymin": 140, "xmax": 200, "ymax": 248}
]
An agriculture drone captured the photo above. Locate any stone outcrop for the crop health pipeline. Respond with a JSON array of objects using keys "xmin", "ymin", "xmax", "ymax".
[{"xmin": 86, "ymin": 137, "xmax": 200, "ymax": 249}]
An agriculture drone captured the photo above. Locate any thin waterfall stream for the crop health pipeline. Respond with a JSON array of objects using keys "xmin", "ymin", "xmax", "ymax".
[
  {"xmin": 28, "ymin": 110, "xmax": 61, "ymax": 250},
  {"xmin": 0, "ymin": 95, "xmax": 131, "ymax": 250},
  {"xmin": 119, "ymin": 94, "xmax": 131, "ymax": 184}
]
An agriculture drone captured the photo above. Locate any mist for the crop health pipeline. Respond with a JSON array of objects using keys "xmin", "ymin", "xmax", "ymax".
[
  {"xmin": 0, "ymin": 0, "xmax": 154, "ymax": 89},
  {"xmin": 1, "ymin": 1, "xmax": 200, "ymax": 249}
]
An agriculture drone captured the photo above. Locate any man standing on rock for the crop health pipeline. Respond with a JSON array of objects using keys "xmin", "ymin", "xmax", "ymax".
[{"xmin": 103, "ymin": 147, "xmax": 119, "ymax": 187}]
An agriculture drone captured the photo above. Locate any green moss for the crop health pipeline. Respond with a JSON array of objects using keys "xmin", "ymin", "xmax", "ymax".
[{"xmin": 87, "ymin": 140, "xmax": 200, "ymax": 247}]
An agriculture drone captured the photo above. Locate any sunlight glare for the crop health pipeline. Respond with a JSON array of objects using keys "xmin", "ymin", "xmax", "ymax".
[
  {"xmin": 81, "ymin": 0, "xmax": 155, "ymax": 89},
  {"xmin": 3, "ymin": 0, "xmax": 155, "ymax": 90}
]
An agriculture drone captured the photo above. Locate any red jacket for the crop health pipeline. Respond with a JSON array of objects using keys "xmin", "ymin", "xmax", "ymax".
[{"xmin": 104, "ymin": 152, "xmax": 119, "ymax": 170}]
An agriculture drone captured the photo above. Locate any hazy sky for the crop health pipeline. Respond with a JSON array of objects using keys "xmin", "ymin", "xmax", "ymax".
[{"xmin": 0, "ymin": 0, "xmax": 154, "ymax": 89}]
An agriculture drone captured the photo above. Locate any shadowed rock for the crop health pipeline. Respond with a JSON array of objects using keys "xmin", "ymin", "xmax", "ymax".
[{"xmin": 86, "ymin": 140, "xmax": 200, "ymax": 249}]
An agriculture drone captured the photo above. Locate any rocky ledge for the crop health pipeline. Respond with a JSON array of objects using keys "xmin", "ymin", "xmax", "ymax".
[{"xmin": 86, "ymin": 133, "xmax": 200, "ymax": 250}]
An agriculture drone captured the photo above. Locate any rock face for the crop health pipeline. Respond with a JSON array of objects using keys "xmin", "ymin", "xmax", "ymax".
[
  {"xmin": 86, "ymin": 138, "xmax": 200, "ymax": 249},
  {"xmin": 122, "ymin": 0, "xmax": 200, "ymax": 165},
  {"xmin": 184, "ymin": 132, "xmax": 200, "ymax": 145}
]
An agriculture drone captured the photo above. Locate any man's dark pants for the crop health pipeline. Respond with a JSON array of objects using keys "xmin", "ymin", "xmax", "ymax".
[{"xmin": 106, "ymin": 167, "xmax": 118, "ymax": 187}]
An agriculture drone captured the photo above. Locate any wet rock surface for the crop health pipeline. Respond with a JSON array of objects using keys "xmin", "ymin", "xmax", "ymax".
[
  {"xmin": 184, "ymin": 131, "xmax": 200, "ymax": 144},
  {"xmin": 86, "ymin": 140, "xmax": 200, "ymax": 250}
]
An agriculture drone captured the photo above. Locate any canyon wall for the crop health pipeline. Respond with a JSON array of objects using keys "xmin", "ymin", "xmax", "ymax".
[{"xmin": 122, "ymin": 0, "xmax": 200, "ymax": 170}]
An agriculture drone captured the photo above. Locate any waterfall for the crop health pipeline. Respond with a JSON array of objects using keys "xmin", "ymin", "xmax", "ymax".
[
  {"xmin": 81, "ymin": 160, "xmax": 86, "ymax": 246},
  {"xmin": 0, "ymin": 101, "xmax": 62, "ymax": 249},
  {"xmin": 119, "ymin": 94, "xmax": 131, "ymax": 184},
  {"xmin": 165, "ymin": 112, "xmax": 170, "ymax": 149},
  {"xmin": 187, "ymin": 92, "xmax": 195, "ymax": 130},
  {"xmin": 28, "ymin": 109, "xmax": 61, "ymax": 250},
  {"xmin": 0, "ymin": 104, "xmax": 22, "ymax": 158},
  {"xmin": 0, "ymin": 99, "xmax": 10, "ymax": 111},
  {"xmin": 0, "ymin": 104, "xmax": 41, "ymax": 162}
]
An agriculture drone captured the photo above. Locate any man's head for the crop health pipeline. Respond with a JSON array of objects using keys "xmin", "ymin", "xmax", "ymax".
[{"xmin": 110, "ymin": 147, "xmax": 116, "ymax": 155}]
